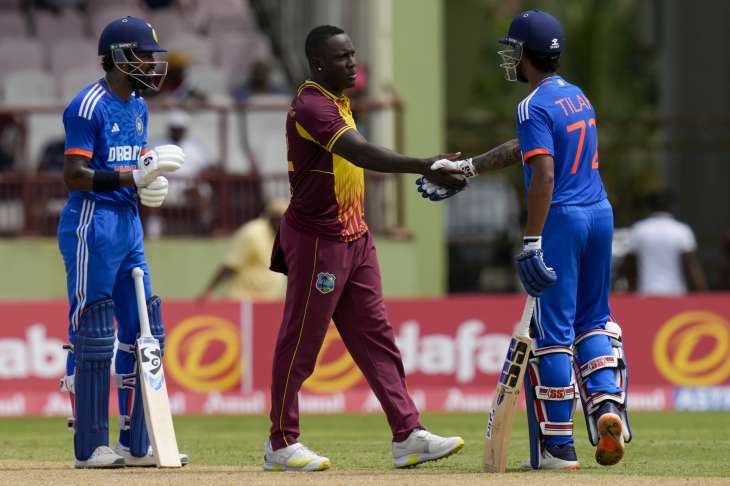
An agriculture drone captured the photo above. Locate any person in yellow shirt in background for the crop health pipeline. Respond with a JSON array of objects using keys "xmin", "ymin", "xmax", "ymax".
[{"xmin": 197, "ymin": 198, "xmax": 288, "ymax": 301}]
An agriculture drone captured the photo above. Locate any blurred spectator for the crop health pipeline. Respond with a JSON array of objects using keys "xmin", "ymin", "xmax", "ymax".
[
  {"xmin": 0, "ymin": 115, "xmax": 19, "ymax": 172},
  {"xmin": 154, "ymin": 109, "xmax": 212, "ymax": 177},
  {"xmin": 197, "ymin": 198, "xmax": 288, "ymax": 301},
  {"xmin": 147, "ymin": 51, "xmax": 206, "ymax": 104},
  {"xmin": 719, "ymin": 231, "xmax": 730, "ymax": 290},
  {"xmin": 620, "ymin": 191, "xmax": 707, "ymax": 295},
  {"xmin": 37, "ymin": 137, "xmax": 66, "ymax": 172},
  {"xmin": 234, "ymin": 60, "xmax": 288, "ymax": 102},
  {"xmin": 147, "ymin": 109, "xmax": 215, "ymax": 236}
]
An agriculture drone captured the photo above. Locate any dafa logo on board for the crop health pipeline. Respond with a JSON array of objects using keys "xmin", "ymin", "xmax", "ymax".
[
  {"xmin": 653, "ymin": 310, "xmax": 730, "ymax": 386},
  {"xmin": 303, "ymin": 322, "xmax": 364, "ymax": 393},
  {"xmin": 165, "ymin": 315, "xmax": 242, "ymax": 393}
]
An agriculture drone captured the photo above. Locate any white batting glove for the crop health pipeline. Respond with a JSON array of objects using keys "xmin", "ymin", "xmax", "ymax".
[
  {"xmin": 139, "ymin": 176, "xmax": 168, "ymax": 207},
  {"xmin": 430, "ymin": 157, "xmax": 477, "ymax": 178},
  {"xmin": 132, "ymin": 144, "xmax": 185, "ymax": 188}
]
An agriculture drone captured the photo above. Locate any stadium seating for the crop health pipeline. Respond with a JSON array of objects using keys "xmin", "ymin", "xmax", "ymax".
[
  {"xmin": 0, "ymin": 10, "xmax": 28, "ymax": 38},
  {"xmin": 47, "ymin": 38, "xmax": 99, "ymax": 76},
  {"xmin": 33, "ymin": 10, "xmax": 87, "ymax": 42},
  {"xmin": 0, "ymin": 0, "xmax": 291, "ymax": 236},
  {"xmin": 0, "ymin": 38, "xmax": 44, "ymax": 81},
  {"xmin": 2, "ymin": 69, "xmax": 56, "ymax": 106}
]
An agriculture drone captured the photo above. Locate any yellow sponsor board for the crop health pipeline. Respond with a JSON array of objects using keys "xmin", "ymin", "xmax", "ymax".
[
  {"xmin": 165, "ymin": 315, "xmax": 242, "ymax": 393},
  {"xmin": 653, "ymin": 310, "xmax": 730, "ymax": 386}
]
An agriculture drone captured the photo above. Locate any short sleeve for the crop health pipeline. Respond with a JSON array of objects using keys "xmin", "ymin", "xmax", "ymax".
[
  {"xmin": 295, "ymin": 94, "xmax": 352, "ymax": 151},
  {"xmin": 679, "ymin": 224, "xmax": 697, "ymax": 252},
  {"xmin": 63, "ymin": 105, "xmax": 100, "ymax": 159},
  {"xmin": 517, "ymin": 103, "xmax": 554, "ymax": 163}
]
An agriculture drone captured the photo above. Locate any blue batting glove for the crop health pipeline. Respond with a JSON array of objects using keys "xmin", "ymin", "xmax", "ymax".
[
  {"xmin": 415, "ymin": 176, "xmax": 467, "ymax": 201},
  {"xmin": 515, "ymin": 237, "xmax": 557, "ymax": 297}
]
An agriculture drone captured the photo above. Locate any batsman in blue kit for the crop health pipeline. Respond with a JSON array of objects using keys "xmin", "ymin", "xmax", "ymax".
[
  {"xmin": 417, "ymin": 9, "xmax": 632, "ymax": 470},
  {"xmin": 57, "ymin": 16, "xmax": 188, "ymax": 468}
]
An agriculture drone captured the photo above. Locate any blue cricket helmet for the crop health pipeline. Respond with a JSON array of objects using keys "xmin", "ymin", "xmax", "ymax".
[
  {"xmin": 97, "ymin": 16, "xmax": 168, "ymax": 91},
  {"xmin": 98, "ymin": 16, "xmax": 166, "ymax": 55},
  {"xmin": 498, "ymin": 10, "xmax": 563, "ymax": 82},
  {"xmin": 500, "ymin": 9, "xmax": 563, "ymax": 54}
]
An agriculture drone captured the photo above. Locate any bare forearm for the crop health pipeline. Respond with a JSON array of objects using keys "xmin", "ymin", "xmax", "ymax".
[
  {"xmin": 471, "ymin": 139, "xmax": 521, "ymax": 174},
  {"xmin": 340, "ymin": 142, "xmax": 428, "ymax": 175},
  {"xmin": 524, "ymin": 177, "xmax": 553, "ymax": 236}
]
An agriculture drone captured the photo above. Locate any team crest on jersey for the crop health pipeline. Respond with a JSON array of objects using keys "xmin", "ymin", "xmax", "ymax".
[
  {"xmin": 315, "ymin": 272, "xmax": 336, "ymax": 294},
  {"xmin": 135, "ymin": 115, "xmax": 143, "ymax": 135}
]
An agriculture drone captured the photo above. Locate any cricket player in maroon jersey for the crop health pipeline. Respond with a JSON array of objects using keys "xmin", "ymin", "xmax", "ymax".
[{"xmin": 263, "ymin": 25, "xmax": 466, "ymax": 472}]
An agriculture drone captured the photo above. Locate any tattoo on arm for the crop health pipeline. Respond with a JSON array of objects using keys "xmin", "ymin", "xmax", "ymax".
[{"xmin": 471, "ymin": 138, "xmax": 521, "ymax": 173}]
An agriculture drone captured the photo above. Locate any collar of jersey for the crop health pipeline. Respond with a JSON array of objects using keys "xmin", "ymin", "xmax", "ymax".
[
  {"xmin": 99, "ymin": 77, "xmax": 135, "ymax": 103},
  {"xmin": 537, "ymin": 75, "xmax": 561, "ymax": 88},
  {"xmin": 300, "ymin": 80, "xmax": 346, "ymax": 102}
]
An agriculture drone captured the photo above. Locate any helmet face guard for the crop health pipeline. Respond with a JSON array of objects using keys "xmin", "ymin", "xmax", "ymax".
[
  {"xmin": 111, "ymin": 43, "xmax": 168, "ymax": 91},
  {"xmin": 498, "ymin": 37, "xmax": 524, "ymax": 82}
]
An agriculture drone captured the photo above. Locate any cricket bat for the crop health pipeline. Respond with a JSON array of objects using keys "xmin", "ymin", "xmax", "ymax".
[
  {"xmin": 483, "ymin": 295, "xmax": 535, "ymax": 472},
  {"xmin": 132, "ymin": 267, "xmax": 182, "ymax": 468}
]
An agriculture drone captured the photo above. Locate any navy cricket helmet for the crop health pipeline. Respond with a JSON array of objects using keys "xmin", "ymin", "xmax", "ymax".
[
  {"xmin": 498, "ymin": 10, "xmax": 563, "ymax": 82},
  {"xmin": 98, "ymin": 16, "xmax": 168, "ymax": 91}
]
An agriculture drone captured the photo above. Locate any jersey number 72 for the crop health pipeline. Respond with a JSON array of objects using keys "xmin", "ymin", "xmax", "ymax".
[{"xmin": 566, "ymin": 117, "xmax": 599, "ymax": 174}]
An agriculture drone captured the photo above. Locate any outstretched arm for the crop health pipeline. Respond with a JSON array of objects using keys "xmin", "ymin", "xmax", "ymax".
[
  {"xmin": 414, "ymin": 139, "xmax": 522, "ymax": 201},
  {"xmin": 332, "ymin": 130, "xmax": 466, "ymax": 190},
  {"xmin": 471, "ymin": 138, "xmax": 522, "ymax": 174}
]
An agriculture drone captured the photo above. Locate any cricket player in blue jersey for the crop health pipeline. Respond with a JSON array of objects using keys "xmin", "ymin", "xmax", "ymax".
[
  {"xmin": 417, "ymin": 9, "xmax": 632, "ymax": 470},
  {"xmin": 57, "ymin": 16, "xmax": 188, "ymax": 468}
]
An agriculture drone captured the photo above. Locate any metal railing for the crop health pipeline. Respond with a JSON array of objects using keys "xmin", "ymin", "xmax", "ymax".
[{"xmin": 0, "ymin": 99, "xmax": 406, "ymax": 237}]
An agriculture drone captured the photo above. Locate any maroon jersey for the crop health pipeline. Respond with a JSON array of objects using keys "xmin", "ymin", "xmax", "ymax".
[{"xmin": 284, "ymin": 80, "xmax": 367, "ymax": 242}]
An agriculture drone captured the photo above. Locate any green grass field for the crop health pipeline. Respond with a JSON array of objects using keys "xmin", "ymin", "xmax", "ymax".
[{"xmin": 1, "ymin": 412, "xmax": 728, "ymax": 485}]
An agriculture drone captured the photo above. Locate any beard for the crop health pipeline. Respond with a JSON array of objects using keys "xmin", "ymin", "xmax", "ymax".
[{"xmin": 517, "ymin": 63, "xmax": 528, "ymax": 83}]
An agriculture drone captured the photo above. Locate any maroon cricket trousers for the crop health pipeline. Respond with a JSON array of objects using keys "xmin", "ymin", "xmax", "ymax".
[{"xmin": 269, "ymin": 217, "xmax": 422, "ymax": 450}]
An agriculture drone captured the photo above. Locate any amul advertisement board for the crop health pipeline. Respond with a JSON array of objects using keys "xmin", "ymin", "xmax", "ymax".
[{"xmin": 1, "ymin": 295, "xmax": 729, "ymax": 416}]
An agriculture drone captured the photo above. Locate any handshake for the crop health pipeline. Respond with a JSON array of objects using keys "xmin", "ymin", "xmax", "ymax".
[
  {"xmin": 415, "ymin": 156, "xmax": 477, "ymax": 201},
  {"xmin": 132, "ymin": 145, "xmax": 185, "ymax": 208}
]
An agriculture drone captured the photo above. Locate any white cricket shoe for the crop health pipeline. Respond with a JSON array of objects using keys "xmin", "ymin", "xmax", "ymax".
[
  {"xmin": 74, "ymin": 445, "xmax": 125, "ymax": 469},
  {"xmin": 392, "ymin": 429, "xmax": 464, "ymax": 468},
  {"xmin": 520, "ymin": 444, "xmax": 581, "ymax": 470},
  {"xmin": 113, "ymin": 442, "xmax": 189, "ymax": 467},
  {"xmin": 263, "ymin": 441, "xmax": 331, "ymax": 472}
]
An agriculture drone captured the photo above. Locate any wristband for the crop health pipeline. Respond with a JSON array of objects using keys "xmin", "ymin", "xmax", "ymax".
[
  {"xmin": 92, "ymin": 170, "xmax": 121, "ymax": 192},
  {"xmin": 523, "ymin": 236, "xmax": 542, "ymax": 250},
  {"xmin": 459, "ymin": 158, "xmax": 477, "ymax": 178}
]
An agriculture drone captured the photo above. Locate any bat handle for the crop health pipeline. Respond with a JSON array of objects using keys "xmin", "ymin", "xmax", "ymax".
[
  {"xmin": 515, "ymin": 295, "xmax": 536, "ymax": 338},
  {"xmin": 132, "ymin": 267, "xmax": 152, "ymax": 338}
]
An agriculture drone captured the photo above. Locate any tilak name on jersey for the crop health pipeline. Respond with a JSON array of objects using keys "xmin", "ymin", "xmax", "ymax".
[{"xmin": 554, "ymin": 93, "xmax": 593, "ymax": 117}]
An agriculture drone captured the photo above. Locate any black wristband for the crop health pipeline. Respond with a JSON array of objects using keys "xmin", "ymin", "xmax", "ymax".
[{"xmin": 92, "ymin": 170, "xmax": 121, "ymax": 192}]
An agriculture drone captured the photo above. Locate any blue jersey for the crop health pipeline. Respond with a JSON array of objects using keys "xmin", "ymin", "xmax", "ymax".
[
  {"xmin": 63, "ymin": 79, "xmax": 148, "ymax": 206},
  {"xmin": 516, "ymin": 75, "xmax": 607, "ymax": 206}
]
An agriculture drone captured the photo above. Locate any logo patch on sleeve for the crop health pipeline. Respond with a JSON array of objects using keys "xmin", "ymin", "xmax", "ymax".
[{"xmin": 315, "ymin": 272, "xmax": 336, "ymax": 294}]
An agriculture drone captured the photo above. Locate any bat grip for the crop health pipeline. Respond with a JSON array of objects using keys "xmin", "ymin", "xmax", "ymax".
[
  {"xmin": 132, "ymin": 267, "xmax": 152, "ymax": 338},
  {"xmin": 515, "ymin": 296, "xmax": 536, "ymax": 338}
]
